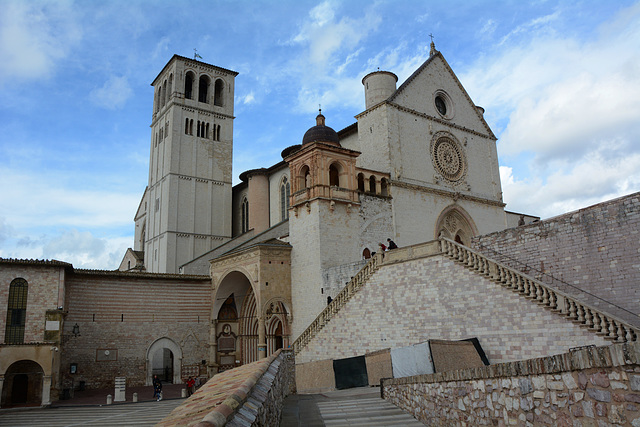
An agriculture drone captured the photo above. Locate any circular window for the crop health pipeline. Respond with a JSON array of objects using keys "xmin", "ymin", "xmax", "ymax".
[
  {"xmin": 433, "ymin": 90, "xmax": 454, "ymax": 119},
  {"xmin": 430, "ymin": 133, "xmax": 466, "ymax": 182}
]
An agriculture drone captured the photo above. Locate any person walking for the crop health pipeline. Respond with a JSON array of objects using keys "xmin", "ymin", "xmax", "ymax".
[
  {"xmin": 387, "ymin": 238, "xmax": 398, "ymax": 249},
  {"xmin": 186, "ymin": 376, "xmax": 195, "ymax": 397},
  {"xmin": 153, "ymin": 375, "xmax": 163, "ymax": 401}
]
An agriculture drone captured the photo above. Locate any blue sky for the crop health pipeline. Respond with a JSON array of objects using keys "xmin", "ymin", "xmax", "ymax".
[{"xmin": 1, "ymin": 0, "xmax": 639, "ymax": 269}]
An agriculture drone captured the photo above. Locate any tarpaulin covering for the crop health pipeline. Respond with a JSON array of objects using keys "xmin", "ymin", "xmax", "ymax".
[
  {"xmin": 390, "ymin": 341, "xmax": 434, "ymax": 378},
  {"xmin": 333, "ymin": 355, "xmax": 368, "ymax": 390},
  {"xmin": 429, "ymin": 339, "xmax": 486, "ymax": 373}
]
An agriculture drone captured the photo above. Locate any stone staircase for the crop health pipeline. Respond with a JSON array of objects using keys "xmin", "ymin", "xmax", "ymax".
[{"xmin": 292, "ymin": 238, "xmax": 639, "ymax": 355}]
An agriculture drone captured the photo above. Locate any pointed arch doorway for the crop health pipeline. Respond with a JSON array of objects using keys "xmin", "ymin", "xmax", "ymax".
[{"xmin": 435, "ymin": 206, "xmax": 478, "ymax": 246}]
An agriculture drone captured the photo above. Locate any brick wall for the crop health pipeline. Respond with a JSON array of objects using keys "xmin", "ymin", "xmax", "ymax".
[
  {"xmin": 0, "ymin": 261, "xmax": 66, "ymax": 344},
  {"xmin": 296, "ymin": 252, "xmax": 609, "ymax": 365},
  {"xmin": 382, "ymin": 342, "xmax": 640, "ymax": 426},
  {"xmin": 472, "ymin": 192, "xmax": 640, "ymax": 327},
  {"xmin": 61, "ymin": 271, "xmax": 211, "ymax": 388}
]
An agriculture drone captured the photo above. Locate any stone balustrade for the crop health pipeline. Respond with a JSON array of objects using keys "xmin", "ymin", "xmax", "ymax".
[
  {"xmin": 440, "ymin": 237, "xmax": 639, "ymax": 343},
  {"xmin": 292, "ymin": 253, "xmax": 383, "ymax": 354}
]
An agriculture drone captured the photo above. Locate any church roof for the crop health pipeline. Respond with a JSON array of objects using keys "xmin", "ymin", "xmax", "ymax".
[{"xmin": 302, "ymin": 111, "xmax": 340, "ymax": 146}]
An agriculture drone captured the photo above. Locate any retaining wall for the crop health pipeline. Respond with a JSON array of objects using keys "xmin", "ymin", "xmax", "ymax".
[{"xmin": 382, "ymin": 342, "xmax": 640, "ymax": 426}]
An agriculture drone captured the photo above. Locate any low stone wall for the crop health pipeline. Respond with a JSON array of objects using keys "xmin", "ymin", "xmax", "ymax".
[
  {"xmin": 157, "ymin": 349, "xmax": 295, "ymax": 427},
  {"xmin": 382, "ymin": 342, "xmax": 640, "ymax": 426}
]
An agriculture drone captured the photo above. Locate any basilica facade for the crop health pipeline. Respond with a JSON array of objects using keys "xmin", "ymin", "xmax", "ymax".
[{"xmin": 0, "ymin": 43, "xmax": 551, "ymax": 406}]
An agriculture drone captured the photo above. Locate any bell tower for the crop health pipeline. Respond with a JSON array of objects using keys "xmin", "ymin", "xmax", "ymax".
[
  {"xmin": 142, "ymin": 55, "xmax": 238, "ymax": 273},
  {"xmin": 286, "ymin": 112, "xmax": 361, "ymax": 337}
]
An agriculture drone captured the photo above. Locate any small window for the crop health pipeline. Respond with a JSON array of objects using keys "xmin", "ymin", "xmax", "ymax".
[
  {"xmin": 280, "ymin": 177, "xmax": 290, "ymax": 221},
  {"xmin": 357, "ymin": 173, "xmax": 365, "ymax": 192},
  {"xmin": 199, "ymin": 75, "xmax": 210, "ymax": 103},
  {"xmin": 300, "ymin": 165, "xmax": 311, "ymax": 189},
  {"xmin": 241, "ymin": 197, "xmax": 249, "ymax": 233},
  {"xmin": 329, "ymin": 164, "xmax": 340, "ymax": 187},
  {"xmin": 434, "ymin": 90, "xmax": 454, "ymax": 119},
  {"xmin": 185, "ymin": 72, "xmax": 195, "ymax": 100},
  {"xmin": 380, "ymin": 178, "xmax": 389, "ymax": 196},
  {"xmin": 214, "ymin": 79, "xmax": 224, "ymax": 106},
  {"xmin": 5, "ymin": 278, "xmax": 28, "ymax": 344},
  {"xmin": 369, "ymin": 175, "xmax": 376, "ymax": 193}
]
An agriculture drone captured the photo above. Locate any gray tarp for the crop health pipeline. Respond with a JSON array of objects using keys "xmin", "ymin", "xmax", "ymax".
[{"xmin": 390, "ymin": 341, "xmax": 433, "ymax": 378}]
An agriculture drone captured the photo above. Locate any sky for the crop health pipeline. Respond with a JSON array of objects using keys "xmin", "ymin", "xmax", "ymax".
[{"xmin": 1, "ymin": 0, "xmax": 639, "ymax": 270}]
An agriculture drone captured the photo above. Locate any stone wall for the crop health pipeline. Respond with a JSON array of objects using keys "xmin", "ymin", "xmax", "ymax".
[
  {"xmin": 472, "ymin": 192, "xmax": 640, "ymax": 327},
  {"xmin": 296, "ymin": 243, "xmax": 608, "ymax": 365},
  {"xmin": 62, "ymin": 271, "xmax": 211, "ymax": 389},
  {"xmin": 157, "ymin": 349, "xmax": 295, "ymax": 427},
  {"xmin": 382, "ymin": 342, "xmax": 640, "ymax": 426}
]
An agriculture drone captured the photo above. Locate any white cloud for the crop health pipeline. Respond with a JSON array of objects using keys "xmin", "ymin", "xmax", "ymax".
[
  {"xmin": 0, "ymin": 1, "xmax": 82, "ymax": 84},
  {"xmin": 461, "ymin": 3, "xmax": 640, "ymax": 218},
  {"xmin": 241, "ymin": 92, "xmax": 256, "ymax": 105},
  {"xmin": 90, "ymin": 75, "xmax": 133, "ymax": 109}
]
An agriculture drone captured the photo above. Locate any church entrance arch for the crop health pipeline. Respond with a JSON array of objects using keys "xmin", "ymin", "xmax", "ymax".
[
  {"xmin": 146, "ymin": 337, "xmax": 182, "ymax": 385},
  {"xmin": 435, "ymin": 205, "xmax": 478, "ymax": 246},
  {"xmin": 1, "ymin": 360, "xmax": 43, "ymax": 407},
  {"xmin": 214, "ymin": 270, "xmax": 254, "ymax": 371}
]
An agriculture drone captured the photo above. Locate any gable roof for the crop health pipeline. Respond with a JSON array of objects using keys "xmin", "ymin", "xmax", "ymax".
[{"xmin": 386, "ymin": 50, "xmax": 496, "ymax": 139}]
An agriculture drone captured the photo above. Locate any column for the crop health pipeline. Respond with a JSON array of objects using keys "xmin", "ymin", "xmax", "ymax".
[
  {"xmin": 42, "ymin": 375, "xmax": 52, "ymax": 406},
  {"xmin": 258, "ymin": 316, "xmax": 267, "ymax": 359},
  {"xmin": 208, "ymin": 319, "xmax": 218, "ymax": 377}
]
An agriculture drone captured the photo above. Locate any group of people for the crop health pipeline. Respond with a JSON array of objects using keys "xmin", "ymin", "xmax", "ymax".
[
  {"xmin": 152, "ymin": 374, "xmax": 197, "ymax": 402},
  {"xmin": 378, "ymin": 238, "xmax": 398, "ymax": 252}
]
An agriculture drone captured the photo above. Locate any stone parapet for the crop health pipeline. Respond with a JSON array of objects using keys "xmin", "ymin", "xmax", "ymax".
[
  {"xmin": 157, "ymin": 349, "xmax": 294, "ymax": 427},
  {"xmin": 382, "ymin": 342, "xmax": 640, "ymax": 426}
]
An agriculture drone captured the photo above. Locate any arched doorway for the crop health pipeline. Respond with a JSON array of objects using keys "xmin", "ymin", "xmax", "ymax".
[
  {"xmin": 1, "ymin": 360, "xmax": 43, "ymax": 407},
  {"xmin": 146, "ymin": 337, "xmax": 182, "ymax": 385},
  {"xmin": 435, "ymin": 206, "xmax": 477, "ymax": 246}
]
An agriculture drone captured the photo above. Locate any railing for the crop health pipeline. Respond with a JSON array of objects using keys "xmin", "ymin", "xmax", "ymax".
[
  {"xmin": 440, "ymin": 237, "xmax": 639, "ymax": 343},
  {"xmin": 292, "ymin": 253, "xmax": 383, "ymax": 354}
]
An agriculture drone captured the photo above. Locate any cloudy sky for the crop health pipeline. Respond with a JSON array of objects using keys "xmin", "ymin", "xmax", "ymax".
[{"xmin": 1, "ymin": 0, "xmax": 639, "ymax": 270}]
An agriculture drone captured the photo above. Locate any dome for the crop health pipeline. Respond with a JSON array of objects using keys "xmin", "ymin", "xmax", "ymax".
[{"xmin": 302, "ymin": 111, "xmax": 340, "ymax": 146}]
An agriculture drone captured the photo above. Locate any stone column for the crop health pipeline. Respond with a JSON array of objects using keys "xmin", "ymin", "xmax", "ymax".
[
  {"xmin": 42, "ymin": 375, "xmax": 52, "ymax": 406},
  {"xmin": 258, "ymin": 316, "xmax": 267, "ymax": 359},
  {"xmin": 0, "ymin": 375, "xmax": 4, "ymax": 408},
  {"xmin": 208, "ymin": 319, "xmax": 219, "ymax": 377}
]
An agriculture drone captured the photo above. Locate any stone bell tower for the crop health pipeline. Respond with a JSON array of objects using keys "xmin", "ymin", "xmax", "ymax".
[
  {"xmin": 285, "ymin": 112, "xmax": 361, "ymax": 337},
  {"xmin": 141, "ymin": 55, "xmax": 238, "ymax": 274}
]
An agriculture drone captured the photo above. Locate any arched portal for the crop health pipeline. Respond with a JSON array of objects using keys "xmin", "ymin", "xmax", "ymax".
[
  {"xmin": 434, "ymin": 206, "xmax": 478, "ymax": 246},
  {"xmin": 1, "ymin": 360, "xmax": 43, "ymax": 407},
  {"xmin": 146, "ymin": 337, "xmax": 182, "ymax": 385},
  {"xmin": 214, "ymin": 271, "xmax": 254, "ymax": 370}
]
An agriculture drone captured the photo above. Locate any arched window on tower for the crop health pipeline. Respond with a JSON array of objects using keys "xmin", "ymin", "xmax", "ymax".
[
  {"xmin": 300, "ymin": 165, "xmax": 311, "ymax": 189},
  {"xmin": 357, "ymin": 173, "xmax": 365, "ymax": 192},
  {"xmin": 280, "ymin": 177, "xmax": 290, "ymax": 221},
  {"xmin": 381, "ymin": 178, "xmax": 389, "ymax": 196},
  {"xmin": 241, "ymin": 197, "xmax": 249, "ymax": 233},
  {"xmin": 185, "ymin": 118, "xmax": 189, "ymax": 135},
  {"xmin": 206, "ymin": 123, "xmax": 210, "ymax": 139},
  {"xmin": 199, "ymin": 75, "xmax": 210, "ymax": 103},
  {"xmin": 329, "ymin": 163, "xmax": 340, "ymax": 187},
  {"xmin": 190, "ymin": 119, "xmax": 194, "ymax": 135},
  {"xmin": 216, "ymin": 125, "xmax": 221, "ymax": 141},
  {"xmin": 168, "ymin": 74, "xmax": 173, "ymax": 100},
  {"xmin": 5, "ymin": 278, "xmax": 28, "ymax": 344},
  {"xmin": 214, "ymin": 79, "xmax": 224, "ymax": 106},
  {"xmin": 185, "ymin": 71, "xmax": 195, "ymax": 100},
  {"xmin": 162, "ymin": 80, "xmax": 167, "ymax": 107},
  {"xmin": 197, "ymin": 121, "xmax": 201, "ymax": 137},
  {"xmin": 369, "ymin": 175, "xmax": 376, "ymax": 193}
]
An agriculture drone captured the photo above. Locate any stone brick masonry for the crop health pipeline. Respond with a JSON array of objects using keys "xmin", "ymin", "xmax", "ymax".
[
  {"xmin": 382, "ymin": 341, "xmax": 640, "ymax": 426},
  {"xmin": 297, "ymin": 248, "xmax": 608, "ymax": 365},
  {"xmin": 472, "ymin": 192, "xmax": 640, "ymax": 328}
]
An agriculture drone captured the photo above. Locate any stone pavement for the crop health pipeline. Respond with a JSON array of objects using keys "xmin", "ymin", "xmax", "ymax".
[
  {"xmin": 280, "ymin": 386, "xmax": 424, "ymax": 426},
  {"xmin": 0, "ymin": 396, "xmax": 185, "ymax": 426}
]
